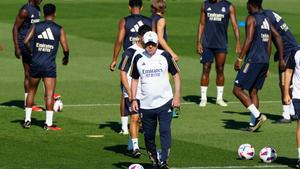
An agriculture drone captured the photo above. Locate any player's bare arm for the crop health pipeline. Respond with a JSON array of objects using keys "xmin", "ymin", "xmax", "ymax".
[
  {"xmin": 23, "ymin": 24, "xmax": 35, "ymax": 54},
  {"xmin": 120, "ymin": 71, "xmax": 132, "ymax": 101},
  {"xmin": 13, "ymin": 9, "xmax": 28, "ymax": 59},
  {"xmin": 284, "ymin": 68, "xmax": 293, "ymax": 105},
  {"xmin": 270, "ymin": 26, "xmax": 285, "ymax": 71},
  {"xmin": 60, "ymin": 28, "xmax": 70, "ymax": 65},
  {"xmin": 196, "ymin": 2, "xmax": 206, "ymax": 55},
  {"xmin": 172, "ymin": 73, "xmax": 181, "ymax": 108},
  {"xmin": 110, "ymin": 18, "xmax": 125, "ymax": 71},
  {"xmin": 229, "ymin": 4, "xmax": 241, "ymax": 54},
  {"xmin": 131, "ymin": 78, "xmax": 139, "ymax": 112},
  {"xmin": 234, "ymin": 15, "xmax": 255, "ymax": 71}
]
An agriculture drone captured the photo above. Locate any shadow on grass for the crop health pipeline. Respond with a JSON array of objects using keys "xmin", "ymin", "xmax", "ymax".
[
  {"xmin": 0, "ymin": 100, "xmax": 24, "ymax": 109},
  {"xmin": 11, "ymin": 118, "xmax": 45, "ymax": 128},
  {"xmin": 99, "ymin": 121, "xmax": 120, "ymax": 133},
  {"xmin": 112, "ymin": 162, "xmax": 152, "ymax": 169},
  {"xmin": 183, "ymin": 95, "xmax": 227, "ymax": 104},
  {"xmin": 273, "ymin": 156, "xmax": 297, "ymax": 169},
  {"xmin": 223, "ymin": 111, "xmax": 283, "ymax": 122}
]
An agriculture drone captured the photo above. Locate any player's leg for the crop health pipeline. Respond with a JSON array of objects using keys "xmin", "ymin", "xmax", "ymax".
[
  {"xmin": 120, "ymin": 94, "xmax": 129, "ymax": 135},
  {"xmin": 24, "ymin": 76, "xmax": 41, "ymax": 128},
  {"xmin": 293, "ymin": 99, "xmax": 300, "ymax": 167},
  {"xmin": 215, "ymin": 51, "xmax": 227, "ymax": 106},
  {"xmin": 130, "ymin": 113, "xmax": 141, "ymax": 157}
]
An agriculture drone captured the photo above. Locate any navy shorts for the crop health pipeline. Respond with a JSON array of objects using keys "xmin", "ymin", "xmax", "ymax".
[
  {"xmin": 292, "ymin": 99, "xmax": 300, "ymax": 120},
  {"xmin": 278, "ymin": 49, "xmax": 299, "ymax": 86},
  {"xmin": 200, "ymin": 48, "xmax": 227, "ymax": 64},
  {"xmin": 19, "ymin": 44, "xmax": 32, "ymax": 64},
  {"xmin": 234, "ymin": 63, "xmax": 269, "ymax": 90},
  {"xmin": 29, "ymin": 68, "xmax": 56, "ymax": 78},
  {"xmin": 124, "ymin": 98, "xmax": 140, "ymax": 116}
]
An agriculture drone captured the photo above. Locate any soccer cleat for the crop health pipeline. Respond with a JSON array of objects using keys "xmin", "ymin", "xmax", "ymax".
[
  {"xmin": 216, "ymin": 99, "xmax": 228, "ymax": 107},
  {"xmin": 23, "ymin": 121, "xmax": 31, "ymax": 129},
  {"xmin": 199, "ymin": 100, "xmax": 207, "ymax": 107},
  {"xmin": 249, "ymin": 114, "xmax": 267, "ymax": 132},
  {"xmin": 159, "ymin": 161, "xmax": 169, "ymax": 169},
  {"xmin": 53, "ymin": 93, "xmax": 61, "ymax": 100},
  {"xmin": 119, "ymin": 129, "xmax": 129, "ymax": 135},
  {"xmin": 132, "ymin": 149, "xmax": 141, "ymax": 158},
  {"xmin": 297, "ymin": 159, "xmax": 300, "ymax": 169},
  {"xmin": 44, "ymin": 124, "xmax": 62, "ymax": 131},
  {"xmin": 275, "ymin": 118, "xmax": 291, "ymax": 124},
  {"xmin": 32, "ymin": 106, "xmax": 43, "ymax": 112}
]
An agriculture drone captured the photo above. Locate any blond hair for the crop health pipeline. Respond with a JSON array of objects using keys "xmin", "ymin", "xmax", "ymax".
[{"xmin": 151, "ymin": 0, "xmax": 166, "ymax": 14}]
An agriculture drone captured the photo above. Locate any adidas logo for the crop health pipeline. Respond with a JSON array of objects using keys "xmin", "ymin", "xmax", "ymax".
[
  {"xmin": 261, "ymin": 19, "xmax": 270, "ymax": 30},
  {"xmin": 207, "ymin": 7, "xmax": 212, "ymax": 11},
  {"xmin": 38, "ymin": 28, "xmax": 55, "ymax": 40},
  {"xmin": 130, "ymin": 20, "xmax": 144, "ymax": 32}
]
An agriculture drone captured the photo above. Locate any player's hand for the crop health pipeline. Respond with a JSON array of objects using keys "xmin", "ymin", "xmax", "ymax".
[
  {"xmin": 172, "ymin": 54, "xmax": 180, "ymax": 62},
  {"xmin": 131, "ymin": 100, "xmax": 139, "ymax": 112},
  {"xmin": 197, "ymin": 42, "xmax": 203, "ymax": 55},
  {"xmin": 283, "ymin": 94, "xmax": 292, "ymax": 105},
  {"xmin": 279, "ymin": 59, "xmax": 286, "ymax": 72},
  {"xmin": 234, "ymin": 59, "xmax": 241, "ymax": 71},
  {"xmin": 110, "ymin": 61, "xmax": 116, "ymax": 71},
  {"xmin": 15, "ymin": 48, "xmax": 21, "ymax": 59},
  {"xmin": 62, "ymin": 56, "xmax": 69, "ymax": 65},
  {"xmin": 172, "ymin": 96, "xmax": 181, "ymax": 108}
]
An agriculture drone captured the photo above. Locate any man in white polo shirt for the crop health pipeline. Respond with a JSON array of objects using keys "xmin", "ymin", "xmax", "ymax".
[{"xmin": 131, "ymin": 31, "xmax": 181, "ymax": 169}]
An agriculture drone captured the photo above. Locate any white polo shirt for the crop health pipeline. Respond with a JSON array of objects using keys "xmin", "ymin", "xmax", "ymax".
[
  {"xmin": 131, "ymin": 49, "xmax": 180, "ymax": 109},
  {"xmin": 287, "ymin": 50, "xmax": 300, "ymax": 99}
]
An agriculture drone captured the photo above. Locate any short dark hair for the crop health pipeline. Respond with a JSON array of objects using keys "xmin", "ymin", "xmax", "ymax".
[
  {"xmin": 129, "ymin": 0, "xmax": 143, "ymax": 8},
  {"xmin": 138, "ymin": 25, "xmax": 152, "ymax": 36},
  {"xmin": 151, "ymin": 0, "xmax": 166, "ymax": 14},
  {"xmin": 247, "ymin": 0, "xmax": 263, "ymax": 8},
  {"xmin": 43, "ymin": 3, "xmax": 56, "ymax": 16}
]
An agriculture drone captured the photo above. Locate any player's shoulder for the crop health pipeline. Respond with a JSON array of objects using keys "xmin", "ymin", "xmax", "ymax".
[{"xmin": 160, "ymin": 50, "xmax": 172, "ymax": 59}]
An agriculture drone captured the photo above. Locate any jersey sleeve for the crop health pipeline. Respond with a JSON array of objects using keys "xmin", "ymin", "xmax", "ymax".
[
  {"xmin": 286, "ymin": 55, "xmax": 296, "ymax": 70},
  {"xmin": 130, "ymin": 54, "xmax": 142, "ymax": 79},
  {"xmin": 118, "ymin": 48, "xmax": 135, "ymax": 73},
  {"xmin": 162, "ymin": 51, "xmax": 180, "ymax": 76}
]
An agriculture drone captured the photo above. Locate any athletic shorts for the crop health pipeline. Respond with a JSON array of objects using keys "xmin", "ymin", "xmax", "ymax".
[
  {"xmin": 19, "ymin": 43, "xmax": 32, "ymax": 64},
  {"xmin": 278, "ymin": 49, "xmax": 299, "ymax": 86},
  {"xmin": 200, "ymin": 48, "xmax": 227, "ymax": 64},
  {"xmin": 29, "ymin": 68, "xmax": 56, "ymax": 78},
  {"xmin": 124, "ymin": 98, "xmax": 140, "ymax": 116},
  {"xmin": 234, "ymin": 63, "xmax": 269, "ymax": 90},
  {"xmin": 292, "ymin": 99, "xmax": 300, "ymax": 120}
]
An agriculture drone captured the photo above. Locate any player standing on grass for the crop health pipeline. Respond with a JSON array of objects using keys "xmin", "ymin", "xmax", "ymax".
[
  {"xmin": 13, "ymin": 0, "xmax": 43, "ymax": 112},
  {"xmin": 196, "ymin": 0, "xmax": 241, "ymax": 107},
  {"xmin": 118, "ymin": 25, "xmax": 152, "ymax": 158},
  {"xmin": 23, "ymin": 3, "xmax": 69, "ymax": 130},
  {"xmin": 233, "ymin": 0, "xmax": 284, "ymax": 132},
  {"xmin": 109, "ymin": 0, "xmax": 152, "ymax": 135},
  {"xmin": 131, "ymin": 31, "xmax": 181, "ymax": 169},
  {"xmin": 263, "ymin": 9, "xmax": 299, "ymax": 123}
]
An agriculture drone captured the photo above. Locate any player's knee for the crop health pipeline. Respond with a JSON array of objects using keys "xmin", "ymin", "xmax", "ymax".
[
  {"xmin": 130, "ymin": 115, "xmax": 139, "ymax": 123},
  {"xmin": 216, "ymin": 66, "xmax": 224, "ymax": 74}
]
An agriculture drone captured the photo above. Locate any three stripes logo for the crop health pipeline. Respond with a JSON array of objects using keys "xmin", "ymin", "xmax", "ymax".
[
  {"xmin": 130, "ymin": 20, "xmax": 144, "ymax": 32},
  {"xmin": 261, "ymin": 19, "xmax": 270, "ymax": 30},
  {"xmin": 38, "ymin": 28, "xmax": 55, "ymax": 40}
]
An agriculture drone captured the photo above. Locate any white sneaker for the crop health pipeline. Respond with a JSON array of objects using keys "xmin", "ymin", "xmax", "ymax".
[
  {"xmin": 119, "ymin": 129, "xmax": 129, "ymax": 135},
  {"xmin": 216, "ymin": 99, "xmax": 228, "ymax": 107},
  {"xmin": 199, "ymin": 100, "xmax": 207, "ymax": 107}
]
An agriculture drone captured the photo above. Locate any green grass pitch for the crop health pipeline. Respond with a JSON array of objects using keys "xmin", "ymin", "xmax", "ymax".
[{"xmin": 0, "ymin": 0, "xmax": 300, "ymax": 168}]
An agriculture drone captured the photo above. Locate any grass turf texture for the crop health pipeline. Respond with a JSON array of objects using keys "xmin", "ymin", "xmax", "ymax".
[{"xmin": 0, "ymin": 0, "xmax": 300, "ymax": 168}]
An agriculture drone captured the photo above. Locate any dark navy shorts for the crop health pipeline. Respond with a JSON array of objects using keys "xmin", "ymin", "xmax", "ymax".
[
  {"xmin": 292, "ymin": 99, "xmax": 300, "ymax": 120},
  {"xmin": 29, "ymin": 68, "xmax": 56, "ymax": 78},
  {"xmin": 234, "ymin": 63, "xmax": 269, "ymax": 90},
  {"xmin": 19, "ymin": 44, "xmax": 32, "ymax": 64},
  {"xmin": 124, "ymin": 98, "xmax": 140, "ymax": 116},
  {"xmin": 200, "ymin": 48, "xmax": 227, "ymax": 64},
  {"xmin": 278, "ymin": 49, "xmax": 299, "ymax": 86}
]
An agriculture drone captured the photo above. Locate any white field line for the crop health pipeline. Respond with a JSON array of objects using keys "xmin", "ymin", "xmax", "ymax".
[
  {"xmin": 171, "ymin": 164, "xmax": 290, "ymax": 169},
  {"xmin": 0, "ymin": 100, "xmax": 281, "ymax": 108}
]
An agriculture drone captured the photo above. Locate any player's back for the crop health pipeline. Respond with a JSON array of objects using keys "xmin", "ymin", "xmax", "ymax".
[
  {"xmin": 31, "ymin": 20, "xmax": 62, "ymax": 71},
  {"xmin": 124, "ymin": 14, "xmax": 152, "ymax": 50},
  {"xmin": 246, "ymin": 12, "xmax": 271, "ymax": 63},
  {"xmin": 18, "ymin": 3, "xmax": 40, "ymax": 40},
  {"xmin": 152, "ymin": 14, "xmax": 167, "ymax": 42}
]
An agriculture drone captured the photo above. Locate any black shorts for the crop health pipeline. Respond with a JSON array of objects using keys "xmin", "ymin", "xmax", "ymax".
[
  {"xmin": 124, "ymin": 98, "xmax": 140, "ymax": 116},
  {"xmin": 29, "ymin": 68, "xmax": 56, "ymax": 78},
  {"xmin": 293, "ymin": 99, "xmax": 300, "ymax": 120},
  {"xmin": 20, "ymin": 44, "xmax": 32, "ymax": 64},
  {"xmin": 200, "ymin": 48, "xmax": 227, "ymax": 64}
]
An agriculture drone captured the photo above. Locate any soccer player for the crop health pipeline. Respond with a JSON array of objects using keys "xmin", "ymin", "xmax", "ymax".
[
  {"xmin": 263, "ymin": 9, "xmax": 299, "ymax": 123},
  {"xmin": 283, "ymin": 44, "xmax": 300, "ymax": 168},
  {"xmin": 13, "ymin": 0, "xmax": 43, "ymax": 112},
  {"xmin": 196, "ymin": 0, "xmax": 241, "ymax": 107},
  {"xmin": 118, "ymin": 25, "xmax": 152, "ymax": 158},
  {"xmin": 131, "ymin": 31, "xmax": 181, "ymax": 169},
  {"xmin": 151, "ymin": 0, "xmax": 179, "ymax": 62},
  {"xmin": 109, "ymin": 0, "xmax": 152, "ymax": 135},
  {"xmin": 23, "ymin": 3, "xmax": 70, "ymax": 130},
  {"xmin": 233, "ymin": 0, "xmax": 284, "ymax": 132}
]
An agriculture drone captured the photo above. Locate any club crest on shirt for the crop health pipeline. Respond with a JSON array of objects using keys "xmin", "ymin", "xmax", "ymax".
[{"xmin": 221, "ymin": 7, "xmax": 226, "ymax": 13}]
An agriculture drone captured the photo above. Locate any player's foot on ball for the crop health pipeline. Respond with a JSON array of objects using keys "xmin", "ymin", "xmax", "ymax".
[
  {"xmin": 44, "ymin": 124, "xmax": 62, "ymax": 131},
  {"xmin": 23, "ymin": 121, "xmax": 31, "ymax": 129},
  {"xmin": 250, "ymin": 114, "xmax": 267, "ymax": 132},
  {"xmin": 32, "ymin": 106, "xmax": 43, "ymax": 112},
  {"xmin": 132, "ymin": 149, "xmax": 141, "ymax": 158},
  {"xmin": 275, "ymin": 118, "xmax": 291, "ymax": 124},
  {"xmin": 216, "ymin": 99, "xmax": 228, "ymax": 107},
  {"xmin": 119, "ymin": 129, "xmax": 129, "ymax": 135},
  {"xmin": 199, "ymin": 100, "xmax": 207, "ymax": 107}
]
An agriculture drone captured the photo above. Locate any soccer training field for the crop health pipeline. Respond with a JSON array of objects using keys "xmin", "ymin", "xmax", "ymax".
[{"xmin": 0, "ymin": 0, "xmax": 300, "ymax": 168}]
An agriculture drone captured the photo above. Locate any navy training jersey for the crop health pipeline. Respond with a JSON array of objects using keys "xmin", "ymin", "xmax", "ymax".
[
  {"xmin": 202, "ymin": 0, "xmax": 231, "ymax": 49},
  {"xmin": 18, "ymin": 3, "xmax": 40, "ymax": 40},
  {"xmin": 152, "ymin": 13, "xmax": 167, "ymax": 44},
  {"xmin": 263, "ymin": 10, "xmax": 299, "ymax": 57},
  {"xmin": 245, "ymin": 12, "xmax": 271, "ymax": 63},
  {"xmin": 31, "ymin": 21, "xmax": 62, "ymax": 71},
  {"xmin": 124, "ymin": 14, "xmax": 152, "ymax": 50}
]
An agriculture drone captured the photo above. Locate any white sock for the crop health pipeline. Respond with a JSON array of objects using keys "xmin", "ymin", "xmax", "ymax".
[
  {"xmin": 201, "ymin": 86, "xmax": 208, "ymax": 101},
  {"xmin": 121, "ymin": 116, "xmax": 128, "ymax": 132},
  {"xmin": 247, "ymin": 104, "xmax": 261, "ymax": 118},
  {"xmin": 24, "ymin": 93, "xmax": 28, "ymax": 107},
  {"xmin": 46, "ymin": 110, "xmax": 54, "ymax": 126},
  {"xmin": 298, "ymin": 148, "xmax": 300, "ymax": 159},
  {"xmin": 132, "ymin": 138, "xmax": 139, "ymax": 150},
  {"xmin": 216, "ymin": 86, "xmax": 224, "ymax": 101},
  {"xmin": 289, "ymin": 102, "xmax": 295, "ymax": 116},
  {"xmin": 282, "ymin": 105, "xmax": 291, "ymax": 120},
  {"xmin": 249, "ymin": 113, "xmax": 256, "ymax": 126},
  {"xmin": 25, "ymin": 107, "xmax": 32, "ymax": 122}
]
